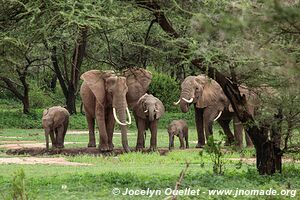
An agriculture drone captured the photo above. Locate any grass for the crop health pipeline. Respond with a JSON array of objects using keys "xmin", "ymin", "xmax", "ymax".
[{"xmin": 0, "ymin": 129, "xmax": 299, "ymax": 199}]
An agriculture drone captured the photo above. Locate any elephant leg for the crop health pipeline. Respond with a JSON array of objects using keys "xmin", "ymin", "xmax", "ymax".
[
  {"xmin": 203, "ymin": 107, "xmax": 219, "ymax": 141},
  {"xmin": 169, "ymin": 135, "xmax": 174, "ymax": 150},
  {"xmin": 179, "ymin": 132, "xmax": 185, "ymax": 149},
  {"xmin": 135, "ymin": 115, "xmax": 146, "ymax": 151},
  {"xmin": 86, "ymin": 113, "xmax": 96, "ymax": 148},
  {"xmin": 245, "ymin": 132, "xmax": 254, "ymax": 147},
  {"xmin": 95, "ymin": 104, "xmax": 109, "ymax": 152},
  {"xmin": 194, "ymin": 106, "xmax": 205, "ymax": 148},
  {"xmin": 62, "ymin": 120, "xmax": 69, "ymax": 146},
  {"xmin": 185, "ymin": 133, "xmax": 189, "ymax": 149},
  {"xmin": 233, "ymin": 116, "xmax": 243, "ymax": 148},
  {"xmin": 149, "ymin": 120, "xmax": 158, "ymax": 151},
  {"xmin": 218, "ymin": 119, "xmax": 235, "ymax": 146},
  {"xmin": 49, "ymin": 130, "xmax": 56, "ymax": 148},
  {"xmin": 105, "ymin": 107, "xmax": 115, "ymax": 151},
  {"xmin": 56, "ymin": 125, "xmax": 65, "ymax": 148}
]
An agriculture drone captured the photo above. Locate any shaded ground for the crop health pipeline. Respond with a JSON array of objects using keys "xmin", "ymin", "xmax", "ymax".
[{"xmin": 0, "ymin": 157, "xmax": 91, "ymax": 166}]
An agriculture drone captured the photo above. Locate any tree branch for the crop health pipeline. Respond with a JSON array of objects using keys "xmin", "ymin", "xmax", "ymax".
[{"xmin": 0, "ymin": 77, "xmax": 24, "ymax": 101}]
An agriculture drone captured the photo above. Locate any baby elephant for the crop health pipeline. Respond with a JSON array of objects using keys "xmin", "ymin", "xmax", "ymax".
[
  {"xmin": 168, "ymin": 120, "xmax": 189, "ymax": 150},
  {"xmin": 42, "ymin": 106, "xmax": 70, "ymax": 149},
  {"xmin": 133, "ymin": 93, "xmax": 165, "ymax": 151}
]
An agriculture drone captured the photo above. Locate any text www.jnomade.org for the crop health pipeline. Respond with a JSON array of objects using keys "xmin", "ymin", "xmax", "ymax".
[{"xmin": 112, "ymin": 188, "xmax": 297, "ymax": 198}]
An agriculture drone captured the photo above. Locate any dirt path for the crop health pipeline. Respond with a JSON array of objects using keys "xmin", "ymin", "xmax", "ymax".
[
  {"xmin": 228, "ymin": 158, "xmax": 300, "ymax": 164},
  {"xmin": 0, "ymin": 157, "xmax": 91, "ymax": 166}
]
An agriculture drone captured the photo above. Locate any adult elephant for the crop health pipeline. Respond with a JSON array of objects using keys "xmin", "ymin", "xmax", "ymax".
[
  {"xmin": 80, "ymin": 68, "xmax": 152, "ymax": 152},
  {"xmin": 174, "ymin": 75, "xmax": 256, "ymax": 148}
]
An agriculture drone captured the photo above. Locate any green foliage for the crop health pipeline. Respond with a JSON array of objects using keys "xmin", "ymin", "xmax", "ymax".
[
  {"xmin": 29, "ymin": 83, "xmax": 53, "ymax": 108},
  {"xmin": 204, "ymin": 135, "xmax": 225, "ymax": 175},
  {"xmin": 9, "ymin": 169, "xmax": 28, "ymax": 200},
  {"xmin": 148, "ymin": 71, "xmax": 180, "ymax": 112}
]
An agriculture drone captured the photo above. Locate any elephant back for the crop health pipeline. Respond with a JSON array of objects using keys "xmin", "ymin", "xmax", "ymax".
[{"xmin": 122, "ymin": 68, "xmax": 152, "ymax": 108}]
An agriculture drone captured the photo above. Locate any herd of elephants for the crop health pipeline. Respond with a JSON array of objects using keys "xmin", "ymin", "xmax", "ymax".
[{"xmin": 42, "ymin": 68, "xmax": 258, "ymax": 152}]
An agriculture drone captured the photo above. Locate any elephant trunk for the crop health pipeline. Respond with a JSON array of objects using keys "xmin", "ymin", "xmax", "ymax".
[
  {"xmin": 148, "ymin": 105, "xmax": 156, "ymax": 122},
  {"xmin": 45, "ymin": 129, "xmax": 49, "ymax": 150},
  {"xmin": 114, "ymin": 102, "xmax": 130, "ymax": 153},
  {"xmin": 180, "ymin": 89, "xmax": 191, "ymax": 113}
]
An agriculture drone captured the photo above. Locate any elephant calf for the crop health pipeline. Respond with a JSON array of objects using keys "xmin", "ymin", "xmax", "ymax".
[
  {"xmin": 133, "ymin": 93, "xmax": 165, "ymax": 151},
  {"xmin": 42, "ymin": 106, "xmax": 70, "ymax": 149},
  {"xmin": 168, "ymin": 120, "xmax": 189, "ymax": 150}
]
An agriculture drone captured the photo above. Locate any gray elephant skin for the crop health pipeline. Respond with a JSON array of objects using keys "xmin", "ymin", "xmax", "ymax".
[
  {"xmin": 175, "ymin": 75, "xmax": 257, "ymax": 148},
  {"xmin": 168, "ymin": 120, "xmax": 189, "ymax": 150},
  {"xmin": 133, "ymin": 93, "xmax": 165, "ymax": 151},
  {"xmin": 42, "ymin": 106, "xmax": 70, "ymax": 149},
  {"xmin": 80, "ymin": 68, "xmax": 152, "ymax": 152}
]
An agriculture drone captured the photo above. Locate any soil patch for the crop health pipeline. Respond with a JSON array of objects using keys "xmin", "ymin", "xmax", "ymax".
[
  {"xmin": 0, "ymin": 142, "xmax": 85, "ymax": 149},
  {"xmin": 0, "ymin": 157, "xmax": 91, "ymax": 166},
  {"xmin": 7, "ymin": 147, "xmax": 170, "ymax": 156}
]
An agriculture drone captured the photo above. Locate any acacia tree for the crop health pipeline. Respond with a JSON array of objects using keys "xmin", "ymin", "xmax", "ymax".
[
  {"xmin": 133, "ymin": 0, "xmax": 300, "ymax": 175},
  {"xmin": 0, "ymin": 38, "xmax": 48, "ymax": 114}
]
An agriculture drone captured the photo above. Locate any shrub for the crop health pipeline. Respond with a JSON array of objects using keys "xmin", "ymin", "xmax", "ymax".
[
  {"xmin": 148, "ymin": 71, "xmax": 180, "ymax": 112},
  {"xmin": 29, "ymin": 83, "xmax": 53, "ymax": 108}
]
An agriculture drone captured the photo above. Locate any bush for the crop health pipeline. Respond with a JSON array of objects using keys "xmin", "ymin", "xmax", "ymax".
[
  {"xmin": 148, "ymin": 71, "xmax": 181, "ymax": 112},
  {"xmin": 29, "ymin": 83, "xmax": 53, "ymax": 108}
]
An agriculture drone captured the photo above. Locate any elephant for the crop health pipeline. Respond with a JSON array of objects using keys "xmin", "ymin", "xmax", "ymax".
[
  {"xmin": 42, "ymin": 106, "xmax": 70, "ymax": 149},
  {"xmin": 133, "ymin": 93, "xmax": 165, "ymax": 151},
  {"xmin": 80, "ymin": 68, "xmax": 152, "ymax": 152},
  {"xmin": 174, "ymin": 75, "xmax": 257, "ymax": 148},
  {"xmin": 167, "ymin": 120, "xmax": 189, "ymax": 150}
]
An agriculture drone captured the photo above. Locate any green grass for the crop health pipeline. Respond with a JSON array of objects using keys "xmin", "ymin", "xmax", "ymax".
[{"xmin": 0, "ymin": 129, "xmax": 299, "ymax": 199}]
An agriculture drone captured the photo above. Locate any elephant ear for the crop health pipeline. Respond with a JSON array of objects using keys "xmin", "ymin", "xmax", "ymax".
[
  {"xmin": 80, "ymin": 70, "xmax": 115, "ymax": 104},
  {"xmin": 196, "ymin": 77, "xmax": 227, "ymax": 109},
  {"xmin": 228, "ymin": 85, "xmax": 258, "ymax": 114},
  {"xmin": 154, "ymin": 97, "xmax": 165, "ymax": 119},
  {"xmin": 123, "ymin": 68, "xmax": 152, "ymax": 106}
]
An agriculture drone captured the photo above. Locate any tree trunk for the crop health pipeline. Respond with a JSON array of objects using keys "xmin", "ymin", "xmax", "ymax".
[
  {"xmin": 50, "ymin": 74, "xmax": 57, "ymax": 92},
  {"xmin": 22, "ymin": 91, "xmax": 30, "ymax": 114},
  {"xmin": 17, "ymin": 69, "xmax": 30, "ymax": 114},
  {"xmin": 66, "ymin": 84, "xmax": 77, "ymax": 114}
]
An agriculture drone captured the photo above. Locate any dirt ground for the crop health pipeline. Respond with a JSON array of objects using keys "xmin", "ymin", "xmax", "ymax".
[
  {"xmin": 0, "ymin": 141, "xmax": 86, "ymax": 149},
  {"xmin": 0, "ymin": 157, "xmax": 91, "ymax": 166}
]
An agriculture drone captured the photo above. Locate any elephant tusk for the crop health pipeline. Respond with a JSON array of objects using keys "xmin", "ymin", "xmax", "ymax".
[
  {"xmin": 126, "ymin": 107, "xmax": 132, "ymax": 125},
  {"xmin": 113, "ymin": 108, "xmax": 127, "ymax": 126},
  {"xmin": 182, "ymin": 97, "xmax": 194, "ymax": 103},
  {"xmin": 173, "ymin": 99, "xmax": 181, "ymax": 105},
  {"xmin": 144, "ymin": 109, "xmax": 148, "ymax": 113},
  {"xmin": 155, "ymin": 109, "xmax": 159, "ymax": 112},
  {"xmin": 214, "ymin": 111, "xmax": 223, "ymax": 121}
]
